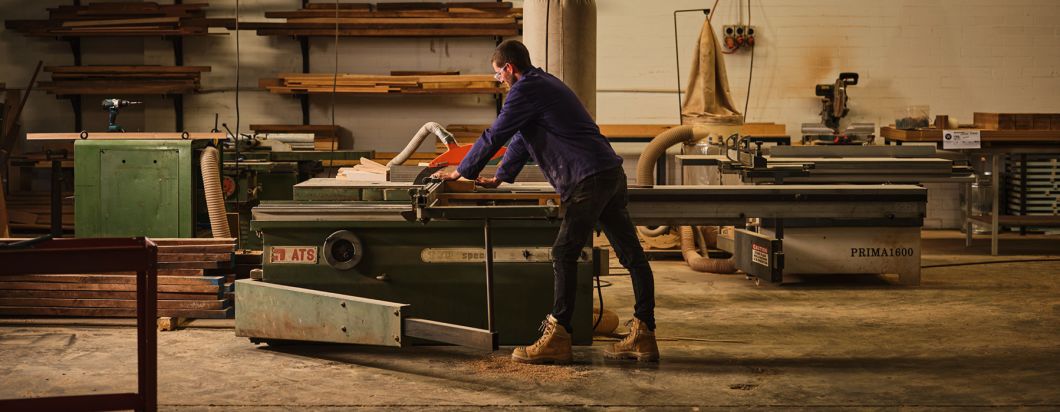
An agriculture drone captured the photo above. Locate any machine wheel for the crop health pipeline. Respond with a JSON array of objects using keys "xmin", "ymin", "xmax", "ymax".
[{"xmin": 323, "ymin": 230, "xmax": 364, "ymax": 270}]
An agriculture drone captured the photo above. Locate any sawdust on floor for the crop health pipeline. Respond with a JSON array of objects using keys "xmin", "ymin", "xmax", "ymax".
[{"xmin": 463, "ymin": 354, "xmax": 592, "ymax": 383}]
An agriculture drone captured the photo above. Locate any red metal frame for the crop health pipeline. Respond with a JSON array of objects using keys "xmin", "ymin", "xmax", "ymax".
[{"xmin": 0, "ymin": 237, "xmax": 158, "ymax": 412}]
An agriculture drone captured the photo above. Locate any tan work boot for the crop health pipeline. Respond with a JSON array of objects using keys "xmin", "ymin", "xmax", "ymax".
[
  {"xmin": 604, "ymin": 317, "xmax": 659, "ymax": 362},
  {"xmin": 511, "ymin": 315, "xmax": 573, "ymax": 365}
]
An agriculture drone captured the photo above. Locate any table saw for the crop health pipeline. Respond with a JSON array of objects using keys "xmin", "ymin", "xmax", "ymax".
[{"xmin": 236, "ymin": 175, "xmax": 929, "ymax": 350}]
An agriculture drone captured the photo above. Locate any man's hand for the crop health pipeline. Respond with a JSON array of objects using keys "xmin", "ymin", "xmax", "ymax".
[
  {"xmin": 475, "ymin": 176, "xmax": 502, "ymax": 188},
  {"xmin": 431, "ymin": 170, "xmax": 461, "ymax": 181}
]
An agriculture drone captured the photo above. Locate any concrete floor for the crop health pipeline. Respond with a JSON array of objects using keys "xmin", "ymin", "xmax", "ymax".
[{"xmin": 1, "ymin": 231, "xmax": 1058, "ymax": 410}]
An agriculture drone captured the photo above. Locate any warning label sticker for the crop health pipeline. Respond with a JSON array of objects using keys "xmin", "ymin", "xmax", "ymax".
[{"xmin": 751, "ymin": 243, "xmax": 769, "ymax": 267}]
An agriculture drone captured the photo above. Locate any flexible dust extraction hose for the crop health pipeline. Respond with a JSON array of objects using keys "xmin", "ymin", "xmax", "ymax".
[
  {"xmin": 201, "ymin": 146, "xmax": 231, "ymax": 239},
  {"xmin": 634, "ymin": 125, "xmax": 701, "ymax": 237},
  {"xmin": 387, "ymin": 122, "xmax": 456, "ymax": 167},
  {"xmin": 680, "ymin": 226, "xmax": 736, "ymax": 273},
  {"xmin": 633, "ymin": 125, "xmax": 735, "ymax": 273}
]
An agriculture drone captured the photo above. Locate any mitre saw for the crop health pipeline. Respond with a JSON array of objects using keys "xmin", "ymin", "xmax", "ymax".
[{"xmin": 801, "ymin": 72, "xmax": 874, "ymax": 145}]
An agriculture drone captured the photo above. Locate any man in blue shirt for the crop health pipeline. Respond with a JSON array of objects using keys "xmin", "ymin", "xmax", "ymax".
[{"xmin": 434, "ymin": 40, "xmax": 659, "ymax": 364}]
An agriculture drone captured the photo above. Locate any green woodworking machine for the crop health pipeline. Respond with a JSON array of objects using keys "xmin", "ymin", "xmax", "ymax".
[{"xmin": 237, "ymin": 174, "xmax": 931, "ymax": 350}]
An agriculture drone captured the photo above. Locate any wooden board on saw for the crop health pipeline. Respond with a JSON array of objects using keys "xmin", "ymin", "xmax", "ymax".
[
  {"xmin": 250, "ymin": 2, "xmax": 519, "ymax": 37},
  {"xmin": 973, "ymin": 112, "xmax": 1060, "ymax": 131},
  {"xmin": 3, "ymin": 2, "xmax": 230, "ymax": 38},
  {"xmin": 39, "ymin": 65, "xmax": 209, "ymax": 96},
  {"xmin": 260, "ymin": 73, "xmax": 501, "ymax": 95},
  {"xmin": 0, "ymin": 238, "xmax": 237, "ymax": 319}
]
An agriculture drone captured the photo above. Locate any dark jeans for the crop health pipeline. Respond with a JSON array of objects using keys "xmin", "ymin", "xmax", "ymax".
[{"xmin": 551, "ymin": 166, "xmax": 656, "ymax": 332}]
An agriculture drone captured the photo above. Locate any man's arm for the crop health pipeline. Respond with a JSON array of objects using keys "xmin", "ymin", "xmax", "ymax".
[
  {"xmin": 456, "ymin": 84, "xmax": 537, "ymax": 180},
  {"xmin": 476, "ymin": 132, "xmax": 529, "ymax": 188},
  {"xmin": 493, "ymin": 132, "xmax": 530, "ymax": 183}
]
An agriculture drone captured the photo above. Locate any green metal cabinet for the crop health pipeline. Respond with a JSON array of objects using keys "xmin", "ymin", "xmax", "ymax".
[
  {"xmin": 251, "ymin": 208, "xmax": 596, "ymax": 346},
  {"xmin": 75, "ymin": 140, "xmax": 202, "ymax": 238}
]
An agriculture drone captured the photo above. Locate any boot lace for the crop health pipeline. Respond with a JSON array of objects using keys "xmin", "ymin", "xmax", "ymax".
[
  {"xmin": 619, "ymin": 319, "xmax": 638, "ymax": 345},
  {"xmin": 529, "ymin": 317, "xmax": 554, "ymax": 351}
]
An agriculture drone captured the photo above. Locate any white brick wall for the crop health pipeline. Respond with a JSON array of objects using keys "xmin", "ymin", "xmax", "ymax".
[{"xmin": 596, "ymin": 0, "xmax": 1060, "ymax": 131}]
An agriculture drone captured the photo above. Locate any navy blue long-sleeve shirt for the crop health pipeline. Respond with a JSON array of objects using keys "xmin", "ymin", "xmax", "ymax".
[{"xmin": 457, "ymin": 67, "xmax": 623, "ymax": 200}]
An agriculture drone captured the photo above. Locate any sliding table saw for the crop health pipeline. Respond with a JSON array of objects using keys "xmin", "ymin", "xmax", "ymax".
[{"xmin": 236, "ymin": 174, "xmax": 930, "ymax": 350}]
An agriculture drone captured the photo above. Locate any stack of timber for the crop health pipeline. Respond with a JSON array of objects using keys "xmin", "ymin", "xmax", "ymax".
[
  {"xmin": 974, "ymin": 112, "xmax": 1060, "ymax": 131},
  {"xmin": 3, "ymin": 2, "xmax": 231, "ymax": 37},
  {"xmin": 0, "ymin": 238, "xmax": 237, "ymax": 319},
  {"xmin": 251, "ymin": 124, "xmax": 343, "ymax": 151},
  {"xmin": 3, "ymin": 192, "xmax": 74, "ymax": 233},
  {"xmin": 248, "ymin": 2, "xmax": 520, "ymax": 37},
  {"xmin": 39, "ymin": 66, "xmax": 209, "ymax": 96},
  {"xmin": 260, "ymin": 72, "xmax": 501, "ymax": 95}
]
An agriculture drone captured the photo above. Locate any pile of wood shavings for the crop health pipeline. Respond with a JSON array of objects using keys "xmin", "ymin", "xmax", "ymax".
[{"xmin": 464, "ymin": 354, "xmax": 592, "ymax": 383}]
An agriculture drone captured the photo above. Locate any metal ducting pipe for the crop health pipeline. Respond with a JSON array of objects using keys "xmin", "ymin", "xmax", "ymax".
[
  {"xmin": 200, "ymin": 146, "xmax": 231, "ymax": 239},
  {"xmin": 387, "ymin": 122, "xmax": 455, "ymax": 167},
  {"xmin": 523, "ymin": 0, "xmax": 597, "ymax": 117}
]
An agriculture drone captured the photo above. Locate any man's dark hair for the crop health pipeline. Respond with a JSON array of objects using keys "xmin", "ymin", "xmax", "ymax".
[{"xmin": 492, "ymin": 40, "xmax": 533, "ymax": 72}]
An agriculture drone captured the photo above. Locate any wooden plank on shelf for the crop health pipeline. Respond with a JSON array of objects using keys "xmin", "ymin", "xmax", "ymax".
[
  {"xmin": 255, "ymin": 28, "xmax": 519, "ymax": 37},
  {"xmin": 391, "ymin": 70, "xmax": 460, "ymax": 76},
  {"xmin": 61, "ymin": 16, "xmax": 180, "ymax": 28},
  {"xmin": 304, "ymin": 2, "xmax": 373, "ymax": 10},
  {"xmin": 266, "ymin": 10, "xmax": 517, "ymax": 19},
  {"xmin": 46, "ymin": 65, "xmax": 211, "ymax": 73},
  {"xmin": 283, "ymin": 17, "xmax": 514, "ymax": 24}
]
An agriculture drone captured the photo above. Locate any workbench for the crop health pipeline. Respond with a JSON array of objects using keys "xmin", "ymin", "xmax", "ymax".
[{"xmin": 881, "ymin": 126, "xmax": 1060, "ymax": 255}]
